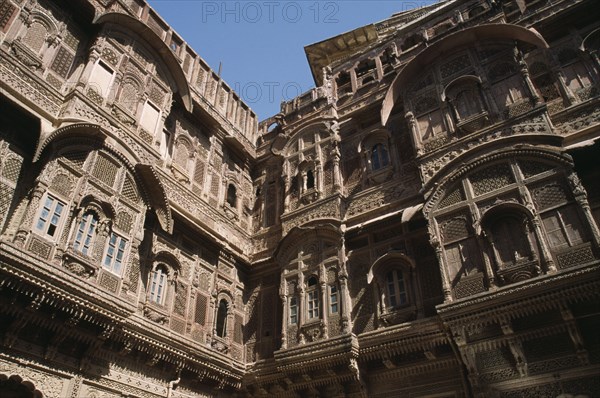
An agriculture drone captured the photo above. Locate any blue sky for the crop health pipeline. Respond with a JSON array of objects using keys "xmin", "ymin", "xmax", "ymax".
[{"xmin": 148, "ymin": 1, "xmax": 435, "ymax": 120}]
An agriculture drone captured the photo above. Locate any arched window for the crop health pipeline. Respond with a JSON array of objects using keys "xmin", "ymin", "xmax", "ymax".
[
  {"xmin": 215, "ymin": 299, "xmax": 228, "ymax": 337},
  {"xmin": 368, "ymin": 254, "xmax": 416, "ymax": 320},
  {"xmin": 73, "ymin": 212, "xmax": 98, "ymax": 255},
  {"xmin": 385, "ymin": 269, "xmax": 408, "ymax": 308},
  {"xmin": 306, "ymin": 276, "xmax": 319, "ymax": 320},
  {"xmin": 444, "ymin": 76, "xmax": 487, "ymax": 126},
  {"xmin": 149, "ymin": 265, "xmax": 168, "ymax": 305},
  {"xmin": 226, "ymin": 184, "xmax": 237, "ymax": 207},
  {"xmin": 371, "ymin": 143, "xmax": 390, "ymax": 171}
]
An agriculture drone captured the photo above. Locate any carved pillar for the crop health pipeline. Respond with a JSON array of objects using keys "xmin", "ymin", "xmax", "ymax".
[
  {"xmin": 297, "ymin": 270, "xmax": 305, "ymax": 344},
  {"xmin": 77, "ymin": 47, "xmax": 101, "ymax": 90},
  {"xmin": 206, "ymin": 290, "xmax": 217, "ymax": 345},
  {"xmin": 547, "ymin": 52, "xmax": 577, "ymax": 105},
  {"xmin": 279, "ymin": 293, "xmax": 288, "ymax": 349},
  {"xmin": 531, "ymin": 216, "xmax": 556, "ymax": 273},
  {"xmin": 522, "ymin": 186, "xmax": 556, "ymax": 272},
  {"xmin": 487, "ymin": 234, "xmax": 505, "ymax": 272},
  {"xmin": 332, "ymin": 145, "xmax": 342, "ymax": 193},
  {"xmin": 524, "ymin": 220, "xmax": 542, "ymax": 275},
  {"xmin": 283, "ymin": 175, "xmax": 291, "ymax": 213},
  {"xmin": 320, "ymin": 281, "xmax": 329, "ymax": 339},
  {"xmin": 54, "ymin": 205, "xmax": 78, "ymax": 262},
  {"xmin": 14, "ymin": 183, "xmax": 46, "ymax": 247},
  {"xmin": 316, "ymin": 162, "xmax": 323, "ymax": 197},
  {"xmin": 283, "ymin": 159, "xmax": 291, "ymax": 212},
  {"xmin": 374, "ymin": 56, "xmax": 384, "ymax": 81},
  {"xmin": 441, "ymin": 101, "xmax": 456, "ymax": 134},
  {"xmin": 568, "ymin": 172, "xmax": 600, "ymax": 247},
  {"xmin": 586, "ymin": 49, "xmax": 600, "ymax": 76},
  {"xmin": 93, "ymin": 218, "xmax": 111, "ymax": 262},
  {"xmin": 477, "ymin": 234, "xmax": 497, "ymax": 288},
  {"xmin": 473, "ymin": 62, "xmax": 500, "ymax": 119},
  {"xmin": 338, "ymin": 236, "xmax": 352, "ymax": 333},
  {"xmin": 560, "ymin": 303, "xmax": 590, "ymax": 364},
  {"xmin": 514, "ymin": 46, "xmax": 540, "ymax": 104},
  {"xmin": 226, "ymin": 309, "xmax": 234, "ymax": 346},
  {"xmin": 350, "ymin": 68, "xmax": 358, "ymax": 93},
  {"xmin": 121, "ymin": 237, "xmax": 141, "ymax": 292},
  {"xmin": 431, "ymin": 234, "xmax": 453, "ymax": 302},
  {"xmin": 405, "ymin": 111, "xmax": 422, "ymax": 156}
]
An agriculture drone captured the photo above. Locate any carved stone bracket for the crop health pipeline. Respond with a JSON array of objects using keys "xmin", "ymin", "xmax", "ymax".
[
  {"xmin": 298, "ymin": 320, "xmax": 326, "ymax": 343},
  {"xmin": 143, "ymin": 304, "xmax": 168, "ymax": 324},
  {"xmin": 62, "ymin": 253, "xmax": 98, "ymax": 279}
]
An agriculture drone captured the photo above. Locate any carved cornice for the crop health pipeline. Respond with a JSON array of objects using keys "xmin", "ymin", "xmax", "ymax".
[{"xmin": 436, "ymin": 263, "xmax": 600, "ymax": 324}]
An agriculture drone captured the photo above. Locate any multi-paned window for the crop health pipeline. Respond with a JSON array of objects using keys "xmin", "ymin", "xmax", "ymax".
[
  {"xmin": 329, "ymin": 285, "xmax": 339, "ymax": 314},
  {"xmin": 149, "ymin": 265, "xmax": 168, "ymax": 305},
  {"xmin": 73, "ymin": 212, "xmax": 97, "ymax": 255},
  {"xmin": 36, "ymin": 195, "xmax": 65, "ymax": 238},
  {"xmin": 103, "ymin": 232, "xmax": 127, "ymax": 275},
  {"xmin": 289, "ymin": 296, "xmax": 298, "ymax": 324},
  {"xmin": 386, "ymin": 269, "xmax": 407, "ymax": 308},
  {"xmin": 306, "ymin": 276, "xmax": 319, "ymax": 319},
  {"xmin": 307, "ymin": 290, "xmax": 319, "ymax": 319}
]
